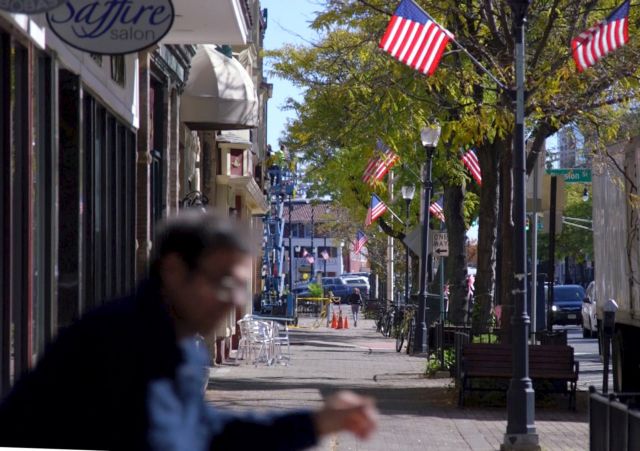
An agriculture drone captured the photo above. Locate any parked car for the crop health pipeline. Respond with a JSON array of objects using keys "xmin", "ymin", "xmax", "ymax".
[
  {"xmin": 321, "ymin": 277, "xmax": 369, "ymax": 302},
  {"xmin": 342, "ymin": 275, "xmax": 370, "ymax": 290},
  {"xmin": 320, "ymin": 277, "xmax": 351, "ymax": 300},
  {"xmin": 291, "ymin": 283, "xmax": 309, "ymax": 295},
  {"xmin": 342, "ymin": 278, "xmax": 370, "ymax": 300},
  {"xmin": 550, "ymin": 284, "xmax": 585, "ymax": 326},
  {"xmin": 581, "ymin": 281, "xmax": 598, "ymax": 338}
]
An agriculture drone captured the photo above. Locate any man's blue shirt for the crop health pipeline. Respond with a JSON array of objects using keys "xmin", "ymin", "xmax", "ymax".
[{"xmin": 0, "ymin": 282, "xmax": 318, "ymax": 450}]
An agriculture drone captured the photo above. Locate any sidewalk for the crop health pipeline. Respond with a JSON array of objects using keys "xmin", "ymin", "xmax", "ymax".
[{"xmin": 206, "ymin": 309, "xmax": 588, "ymax": 451}]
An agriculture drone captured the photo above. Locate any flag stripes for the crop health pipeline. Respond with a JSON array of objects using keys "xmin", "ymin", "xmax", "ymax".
[
  {"xmin": 461, "ymin": 149, "xmax": 482, "ymax": 186},
  {"xmin": 571, "ymin": 0, "xmax": 630, "ymax": 72},
  {"xmin": 365, "ymin": 195, "xmax": 387, "ymax": 226},
  {"xmin": 429, "ymin": 198, "xmax": 445, "ymax": 222},
  {"xmin": 379, "ymin": 0, "xmax": 453, "ymax": 76},
  {"xmin": 354, "ymin": 230, "xmax": 368, "ymax": 254},
  {"xmin": 362, "ymin": 140, "xmax": 399, "ymax": 185}
]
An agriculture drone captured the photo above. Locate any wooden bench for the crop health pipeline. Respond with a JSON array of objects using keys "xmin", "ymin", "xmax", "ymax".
[{"xmin": 459, "ymin": 343, "xmax": 579, "ymax": 410}]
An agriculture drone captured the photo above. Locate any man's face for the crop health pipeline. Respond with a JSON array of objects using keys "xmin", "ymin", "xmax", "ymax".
[{"xmin": 162, "ymin": 249, "xmax": 252, "ymax": 336}]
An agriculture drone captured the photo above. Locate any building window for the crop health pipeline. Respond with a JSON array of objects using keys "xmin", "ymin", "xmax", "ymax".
[
  {"xmin": 318, "ymin": 247, "xmax": 337, "ymax": 258},
  {"xmin": 82, "ymin": 94, "xmax": 137, "ymax": 309},
  {"xmin": 229, "ymin": 149, "xmax": 244, "ymax": 176},
  {"xmin": 110, "ymin": 55, "xmax": 125, "ymax": 86}
]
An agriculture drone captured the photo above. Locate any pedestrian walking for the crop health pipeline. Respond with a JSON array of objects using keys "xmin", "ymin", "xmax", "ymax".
[
  {"xmin": 347, "ymin": 288, "xmax": 363, "ymax": 327},
  {"xmin": 0, "ymin": 210, "xmax": 377, "ymax": 451}
]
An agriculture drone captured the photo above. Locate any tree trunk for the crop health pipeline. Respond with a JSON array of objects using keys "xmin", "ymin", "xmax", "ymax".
[
  {"xmin": 499, "ymin": 138, "xmax": 515, "ymax": 343},
  {"xmin": 472, "ymin": 138, "xmax": 502, "ymax": 334},
  {"xmin": 444, "ymin": 184, "xmax": 468, "ymax": 325}
]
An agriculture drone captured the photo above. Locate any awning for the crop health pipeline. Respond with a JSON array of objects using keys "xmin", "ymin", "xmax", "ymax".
[
  {"xmin": 162, "ymin": 0, "xmax": 250, "ymax": 45},
  {"xmin": 181, "ymin": 45, "xmax": 258, "ymax": 130}
]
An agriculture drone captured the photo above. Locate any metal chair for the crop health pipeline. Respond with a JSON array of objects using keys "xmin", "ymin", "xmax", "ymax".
[{"xmin": 270, "ymin": 321, "xmax": 291, "ymax": 365}]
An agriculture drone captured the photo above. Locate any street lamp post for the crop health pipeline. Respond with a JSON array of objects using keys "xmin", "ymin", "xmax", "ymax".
[
  {"xmin": 323, "ymin": 205, "xmax": 331, "ymax": 276},
  {"xmin": 401, "ymin": 185, "xmax": 416, "ymax": 306},
  {"xmin": 289, "ymin": 195, "xmax": 294, "ymax": 290},
  {"xmin": 414, "ymin": 125, "xmax": 441, "ymax": 355},
  {"xmin": 504, "ymin": 0, "xmax": 539, "ymax": 449},
  {"xmin": 324, "ymin": 235, "xmax": 328, "ymax": 276},
  {"xmin": 310, "ymin": 204, "xmax": 315, "ymax": 278}
]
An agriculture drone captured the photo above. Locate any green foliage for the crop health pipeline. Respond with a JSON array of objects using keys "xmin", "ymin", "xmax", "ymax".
[
  {"xmin": 556, "ymin": 184, "xmax": 593, "ymax": 262},
  {"xmin": 307, "ymin": 283, "xmax": 323, "ymax": 298},
  {"xmin": 267, "ymin": 0, "xmax": 639, "ymax": 239},
  {"xmin": 533, "ymin": 184, "xmax": 593, "ymax": 262},
  {"xmin": 268, "ymin": 0, "xmax": 640, "ymax": 328},
  {"xmin": 425, "ymin": 357, "xmax": 441, "ymax": 376},
  {"xmin": 425, "ymin": 349, "xmax": 456, "ymax": 376},
  {"xmin": 472, "ymin": 334, "xmax": 499, "ymax": 344}
]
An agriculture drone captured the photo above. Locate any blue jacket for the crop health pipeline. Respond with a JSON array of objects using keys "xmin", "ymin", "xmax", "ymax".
[{"xmin": 0, "ymin": 282, "xmax": 318, "ymax": 450}]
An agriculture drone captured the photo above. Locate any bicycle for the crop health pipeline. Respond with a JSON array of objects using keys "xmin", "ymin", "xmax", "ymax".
[
  {"xmin": 376, "ymin": 306, "xmax": 392, "ymax": 336},
  {"xmin": 405, "ymin": 315, "xmax": 416, "ymax": 355},
  {"xmin": 395, "ymin": 306, "xmax": 415, "ymax": 352}
]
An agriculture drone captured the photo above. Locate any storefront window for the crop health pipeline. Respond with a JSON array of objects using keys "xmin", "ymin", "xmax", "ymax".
[
  {"xmin": 33, "ymin": 52, "xmax": 55, "ymax": 361},
  {"xmin": 83, "ymin": 94, "xmax": 137, "ymax": 307}
]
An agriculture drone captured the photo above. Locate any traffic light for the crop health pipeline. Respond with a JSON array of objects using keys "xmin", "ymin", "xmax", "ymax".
[{"xmin": 525, "ymin": 215, "xmax": 530, "ymax": 231}]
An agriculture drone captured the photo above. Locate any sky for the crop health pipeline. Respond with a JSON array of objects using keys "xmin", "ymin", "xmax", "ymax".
[{"xmin": 261, "ymin": 0, "xmax": 319, "ymax": 148}]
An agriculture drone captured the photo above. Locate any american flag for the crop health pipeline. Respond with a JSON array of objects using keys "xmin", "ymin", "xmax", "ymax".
[
  {"xmin": 379, "ymin": 0, "xmax": 453, "ymax": 76},
  {"xmin": 572, "ymin": 0, "xmax": 630, "ymax": 72},
  {"xmin": 461, "ymin": 148, "xmax": 482, "ymax": 186},
  {"xmin": 321, "ymin": 250, "xmax": 330, "ymax": 260},
  {"xmin": 354, "ymin": 230, "xmax": 368, "ymax": 254},
  {"xmin": 362, "ymin": 139, "xmax": 399, "ymax": 185},
  {"xmin": 429, "ymin": 197, "xmax": 445, "ymax": 222},
  {"xmin": 365, "ymin": 194, "xmax": 387, "ymax": 227}
]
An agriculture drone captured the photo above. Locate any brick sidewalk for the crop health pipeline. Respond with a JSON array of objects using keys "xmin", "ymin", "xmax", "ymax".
[{"xmin": 205, "ymin": 310, "xmax": 588, "ymax": 451}]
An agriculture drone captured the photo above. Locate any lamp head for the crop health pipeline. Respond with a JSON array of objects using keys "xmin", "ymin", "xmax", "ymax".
[
  {"xmin": 508, "ymin": 0, "xmax": 531, "ymax": 24},
  {"xmin": 401, "ymin": 185, "xmax": 416, "ymax": 201},
  {"xmin": 420, "ymin": 124, "xmax": 441, "ymax": 148}
]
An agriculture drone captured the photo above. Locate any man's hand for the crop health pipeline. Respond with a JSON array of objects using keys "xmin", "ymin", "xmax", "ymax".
[{"xmin": 313, "ymin": 391, "xmax": 378, "ymax": 440}]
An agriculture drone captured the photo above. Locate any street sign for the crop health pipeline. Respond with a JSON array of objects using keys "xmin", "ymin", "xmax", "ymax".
[
  {"xmin": 545, "ymin": 168, "xmax": 591, "ymax": 183},
  {"xmin": 433, "ymin": 232, "xmax": 449, "ymax": 257}
]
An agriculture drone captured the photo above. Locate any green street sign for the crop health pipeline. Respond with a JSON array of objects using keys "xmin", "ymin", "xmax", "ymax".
[{"xmin": 545, "ymin": 168, "xmax": 591, "ymax": 183}]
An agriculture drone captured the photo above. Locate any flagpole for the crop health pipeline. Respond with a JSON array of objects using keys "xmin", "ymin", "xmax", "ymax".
[{"xmin": 385, "ymin": 204, "xmax": 405, "ymax": 225}]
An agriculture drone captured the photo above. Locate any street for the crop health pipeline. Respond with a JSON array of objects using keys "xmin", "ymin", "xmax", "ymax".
[
  {"xmin": 207, "ymin": 314, "xmax": 589, "ymax": 451},
  {"xmin": 559, "ymin": 325, "xmax": 612, "ymax": 392}
]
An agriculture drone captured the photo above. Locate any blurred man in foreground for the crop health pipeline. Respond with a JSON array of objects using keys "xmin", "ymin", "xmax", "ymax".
[{"xmin": 0, "ymin": 210, "xmax": 377, "ymax": 450}]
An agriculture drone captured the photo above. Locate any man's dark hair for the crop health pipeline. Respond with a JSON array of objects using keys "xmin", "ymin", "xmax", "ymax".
[{"xmin": 150, "ymin": 209, "xmax": 254, "ymax": 279}]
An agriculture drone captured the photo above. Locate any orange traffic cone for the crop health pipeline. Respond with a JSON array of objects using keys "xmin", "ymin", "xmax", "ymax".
[
  {"xmin": 343, "ymin": 315, "xmax": 349, "ymax": 329},
  {"xmin": 337, "ymin": 311, "xmax": 343, "ymax": 329},
  {"xmin": 330, "ymin": 312, "xmax": 337, "ymax": 329}
]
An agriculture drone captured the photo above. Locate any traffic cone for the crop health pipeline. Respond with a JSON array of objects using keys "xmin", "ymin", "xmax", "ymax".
[
  {"xmin": 337, "ymin": 311, "xmax": 343, "ymax": 329},
  {"xmin": 343, "ymin": 315, "xmax": 349, "ymax": 329},
  {"xmin": 330, "ymin": 312, "xmax": 337, "ymax": 329}
]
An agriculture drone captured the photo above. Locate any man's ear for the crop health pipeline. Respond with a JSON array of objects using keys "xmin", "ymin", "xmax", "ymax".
[{"xmin": 159, "ymin": 253, "xmax": 189, "ymax": 290}]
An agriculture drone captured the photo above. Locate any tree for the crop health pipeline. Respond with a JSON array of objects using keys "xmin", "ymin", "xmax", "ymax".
[{"xmin": 267, "ymin": 0, "xmax": 640, "ymax": 337}]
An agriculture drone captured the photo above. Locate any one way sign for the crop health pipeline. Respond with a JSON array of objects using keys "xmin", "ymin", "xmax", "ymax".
[{"xmin": 433, "ymin": 232, "xmax": 449, "ymax": 257}]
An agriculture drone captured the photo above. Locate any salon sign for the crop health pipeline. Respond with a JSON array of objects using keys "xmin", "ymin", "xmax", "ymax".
[{"xmin": 46, "ymin": 0, "xmax": 174, "ymax": 55}]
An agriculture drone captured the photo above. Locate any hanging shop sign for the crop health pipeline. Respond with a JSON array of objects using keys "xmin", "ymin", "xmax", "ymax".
[
  {"xmin": 46, "ymin": 0, "xmax": 174, "ymax": 55},
  {"xmin": 0, "ymin": 0, "xmax": 65, "ymax": 14}
]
